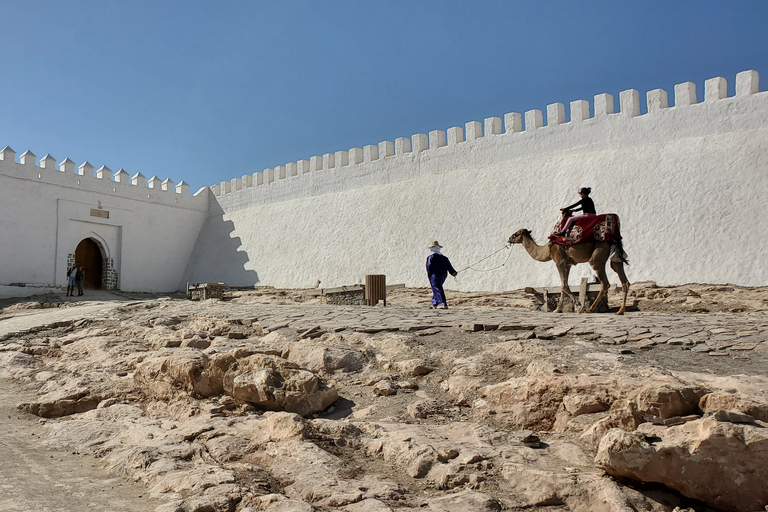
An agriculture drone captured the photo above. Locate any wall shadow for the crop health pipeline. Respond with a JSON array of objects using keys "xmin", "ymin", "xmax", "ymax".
[{"xmin": 182, "ymin": 199, "xmax": 260, "ymax": 287}]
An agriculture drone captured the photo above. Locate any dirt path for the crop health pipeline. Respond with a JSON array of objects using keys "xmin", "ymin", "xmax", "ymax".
[{"xmin": 0, "ymin": 378, "xmax": 159, "ymax": 512}]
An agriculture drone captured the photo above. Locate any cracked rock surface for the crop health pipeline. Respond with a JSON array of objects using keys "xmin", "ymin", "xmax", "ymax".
[{"xmin": 1, "ymin": 283, "xmax": 767, "ymax": 512}]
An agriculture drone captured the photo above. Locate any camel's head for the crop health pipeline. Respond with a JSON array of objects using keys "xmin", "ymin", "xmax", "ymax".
[{"xmin": 508, "ymin": 229, "xmax": 531, "ymax": 245}]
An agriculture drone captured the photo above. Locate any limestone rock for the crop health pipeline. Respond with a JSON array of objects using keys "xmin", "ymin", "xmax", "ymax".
[
  {"xmin": 222, "ymin": 353, "xmax": 337, "ymax": 417},
  {"xmin": 134, "ymin": 348, "xmax": 221, "ymax": 398},
  {"xmin": 285, "ymin": 343, "xmax": 367, "ymax": 374},
  {"xmin": 596, "ymin": 418, "xmax": 768, "ymax": 512},
  {"xmin": 425, "ymin": 490, "xmax": 501, "ymax": 511},
  {"xmin": 394, "ymin": 358, "xmax": 435, "ymax": 377},
  {"xmin": 373, "ymin": 380, "xmax": 398, "ymax": 396},
  {"xmin": 699, "ymin": 392, "xmax": 768, "ymax": 422}
]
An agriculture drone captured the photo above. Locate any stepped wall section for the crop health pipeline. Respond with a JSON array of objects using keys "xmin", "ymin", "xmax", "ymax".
[{"xmin": 186, "ymin": 71, "xmax": 768, "ymax": 292}]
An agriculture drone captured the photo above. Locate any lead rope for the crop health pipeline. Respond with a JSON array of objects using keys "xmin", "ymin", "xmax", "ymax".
[{"xmin": 453, "ymin": 244, "xmax": 512, "ymax": 279}]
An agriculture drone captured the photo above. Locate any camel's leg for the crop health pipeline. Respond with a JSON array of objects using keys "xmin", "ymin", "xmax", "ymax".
[
  {"xmin": 585, "ymin": 259, "xmax": 610, "ymax": 314},
  {"xmin": 610, "ymin": 260, "xmax": 631, "ymax": 315},
  {"xmin": 555, "ymin": 263, "xmax": 578, "ymax": 313}
]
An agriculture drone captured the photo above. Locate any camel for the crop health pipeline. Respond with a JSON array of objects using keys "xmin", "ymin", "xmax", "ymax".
[{"xmin": 507, "ymin": 228, "xmax": 630, "ymax": 315}]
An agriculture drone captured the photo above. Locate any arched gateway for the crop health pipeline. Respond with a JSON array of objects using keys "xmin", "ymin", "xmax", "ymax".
[{"xmin": 74, "ymin": 238, "xmax": 103, "ymax": 289}]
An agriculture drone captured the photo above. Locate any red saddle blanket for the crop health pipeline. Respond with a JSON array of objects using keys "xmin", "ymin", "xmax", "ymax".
[{"xmin": 550, "ymin": 213, "xmax": 622, "ymax": 245}]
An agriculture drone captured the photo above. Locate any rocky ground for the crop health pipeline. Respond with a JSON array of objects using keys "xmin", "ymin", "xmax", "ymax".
[{"xmin": 0, "ymin": 282, "xmax": 767, "ymax": 512}]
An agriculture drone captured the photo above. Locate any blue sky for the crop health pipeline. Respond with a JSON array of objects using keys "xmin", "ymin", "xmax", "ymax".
[{"xmin": 1, "ymin": 1, "xmax": 766, "ymax": 193}]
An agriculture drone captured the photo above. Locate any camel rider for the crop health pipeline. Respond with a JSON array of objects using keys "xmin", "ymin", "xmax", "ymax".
[{"xmin": 554, "ymin": 187, "xmax": 596, "ymax": 236}]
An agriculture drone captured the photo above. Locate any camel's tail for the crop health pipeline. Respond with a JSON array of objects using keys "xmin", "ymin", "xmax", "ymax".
[{"xmin": 610, "ymin": 240, "xmax": 629, "ymax": 265}]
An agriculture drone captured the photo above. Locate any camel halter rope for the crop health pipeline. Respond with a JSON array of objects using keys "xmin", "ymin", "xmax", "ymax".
[{"xmin": 454, "ymin": 244, "xmax": 512, "ymax": 276}]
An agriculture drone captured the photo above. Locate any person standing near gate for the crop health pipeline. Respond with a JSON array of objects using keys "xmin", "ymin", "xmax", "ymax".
[
  {"xmin": 426, "ymin": 241, "xmax": 457, "ymax": 309},
  {"xmin": 66, "ymin": 262, "xmax": 78, "ymax": 296},
  {"xmin": 75, "ymin": 263, "xmax": 85, "ymax": 297}
]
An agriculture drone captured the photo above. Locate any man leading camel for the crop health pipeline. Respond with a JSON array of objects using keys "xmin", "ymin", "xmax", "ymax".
[{"xmin": 426, "ymin": 241, "xmax": 458, "ymax": 309}]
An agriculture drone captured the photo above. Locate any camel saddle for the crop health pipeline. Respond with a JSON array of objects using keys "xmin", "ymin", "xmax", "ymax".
[{"xmin": 549, "ymin": 213, "xmax": 622, "ymax": 246}]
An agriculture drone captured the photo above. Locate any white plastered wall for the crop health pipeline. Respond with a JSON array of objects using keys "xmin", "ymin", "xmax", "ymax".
[
  {"xmin": 0, "ymin": 156, "xmax": 209, "ymax": 292},
  {"xmin": 187, "ymin": 73, "xmax": 768, "ymax": 291}
]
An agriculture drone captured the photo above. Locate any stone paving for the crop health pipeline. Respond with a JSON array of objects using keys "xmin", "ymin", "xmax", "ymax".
[{"xmin": 3, "ymin": 297, "xmax": 767, "ymax": 357}]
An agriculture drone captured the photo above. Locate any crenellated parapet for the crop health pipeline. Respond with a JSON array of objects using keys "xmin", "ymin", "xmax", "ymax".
[
  {"xmin": 0, "ymin": 148, "xmax": 208, "ymax": 209},
  {"xmin": 210, "ymin": 69, "xmax": 764, "ymax": 200}
]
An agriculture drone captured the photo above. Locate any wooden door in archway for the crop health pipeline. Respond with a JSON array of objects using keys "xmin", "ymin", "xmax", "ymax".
[{"xmin": 75, "ymin": 238, "xmax": 103, "ymax": 290}]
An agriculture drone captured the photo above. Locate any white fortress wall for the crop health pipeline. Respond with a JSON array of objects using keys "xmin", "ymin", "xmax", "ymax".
[
  {"xmin": 0, "ymin": 150, "xmax": 209, "ymax": 292},
  {"xmin": 189, "ymin": 70, "xmax": 765, "ymax": 291}
]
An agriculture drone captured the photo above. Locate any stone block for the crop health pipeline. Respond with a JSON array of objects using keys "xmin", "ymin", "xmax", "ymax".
[
  {"xmin": 335, "ymin": 150, "xmax": 349, "ymax": 167},
  {"xmin": 275, "ymin": 165, "xmax": 286, "ymax": 179},
  {"xmin": 411, "ymin": 133, "xmax": 428, "ymax": 153},
  {"xmin": 484, "ymin": 116, "xmax": 502, "ymax": 135},
  {"xmin": 264, "ymin": 168, "xmax": 275, "ymax": 183},
  {"xmin": 546, "ymin": 103, "xmax": 565, "ymax": 126},
  {"xmin": 594, "ymin": 94, "xmax": 614, "ymax": 116},
  {"xmin": 570, "ymin": 100, "xmax": 590, "ymax": 122},
  {"xmin": 241, "ymin": 174, "xmax": 252, "ymax": 188},
  {"xmin": 619, "ymin": 89, "xmax": 640, "ymax": 117},
  {"xmin": 378, "ymin": 140, "xmax": 394, "ymax": 157},
  {"xmin": 349, "ymin": 147, "xmax": 363, "ymax": 164},
  {"xmin": 447, "ymin": 126, "xmax": 464, "ymax": 145},
  {"xmin": 363, "ymin": 144, "xmax": 378, "ymax": 162},
  {"xmin": 736, "ymin": 70, "xmax": 759, "ymax": 96},
  {"xmin": 504, "ymin": 112, "xmax": 522, "ymax": 133},
  {"xmin": 395, "ymin": 137, "xmax": 411, "ymax": 155},
  {"xmin": 255, "ymin": 171, "xmax": 264, "ymax": 186},
  {"xmin": 429, "ymin": 130, "xmax": 446, "ymax": 149},
  {"xmin": 525, "ymin": 109, "xmax": 543, "ymax": 130},
  {"xmin": 297, "ymin": 159, "xmax": 310, "ymax": 174},
  {"xmin": 309, "ymin": 155, "xmax": 323, "ymax": 171},
  {"xmin": 705, "ymin": 77, "xmax": 727, "ymax": 102},
  {"xmin": 647, "ymin": 89, "xmax": 669, "ymax": 112},
  {"xmin": 323, "ymin": 153, "xmax": 335, "ymax": 169},
  {"xmin": 674, "ymin": 82, "xmax": 697, "ymax": 107},
  {"xmin": 465, "ymin": 121, "xmax": 482, "ymax": 140},
  {"xmin": 285, "ymin": 162, "xmax": 297, "ymax": 177}
]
